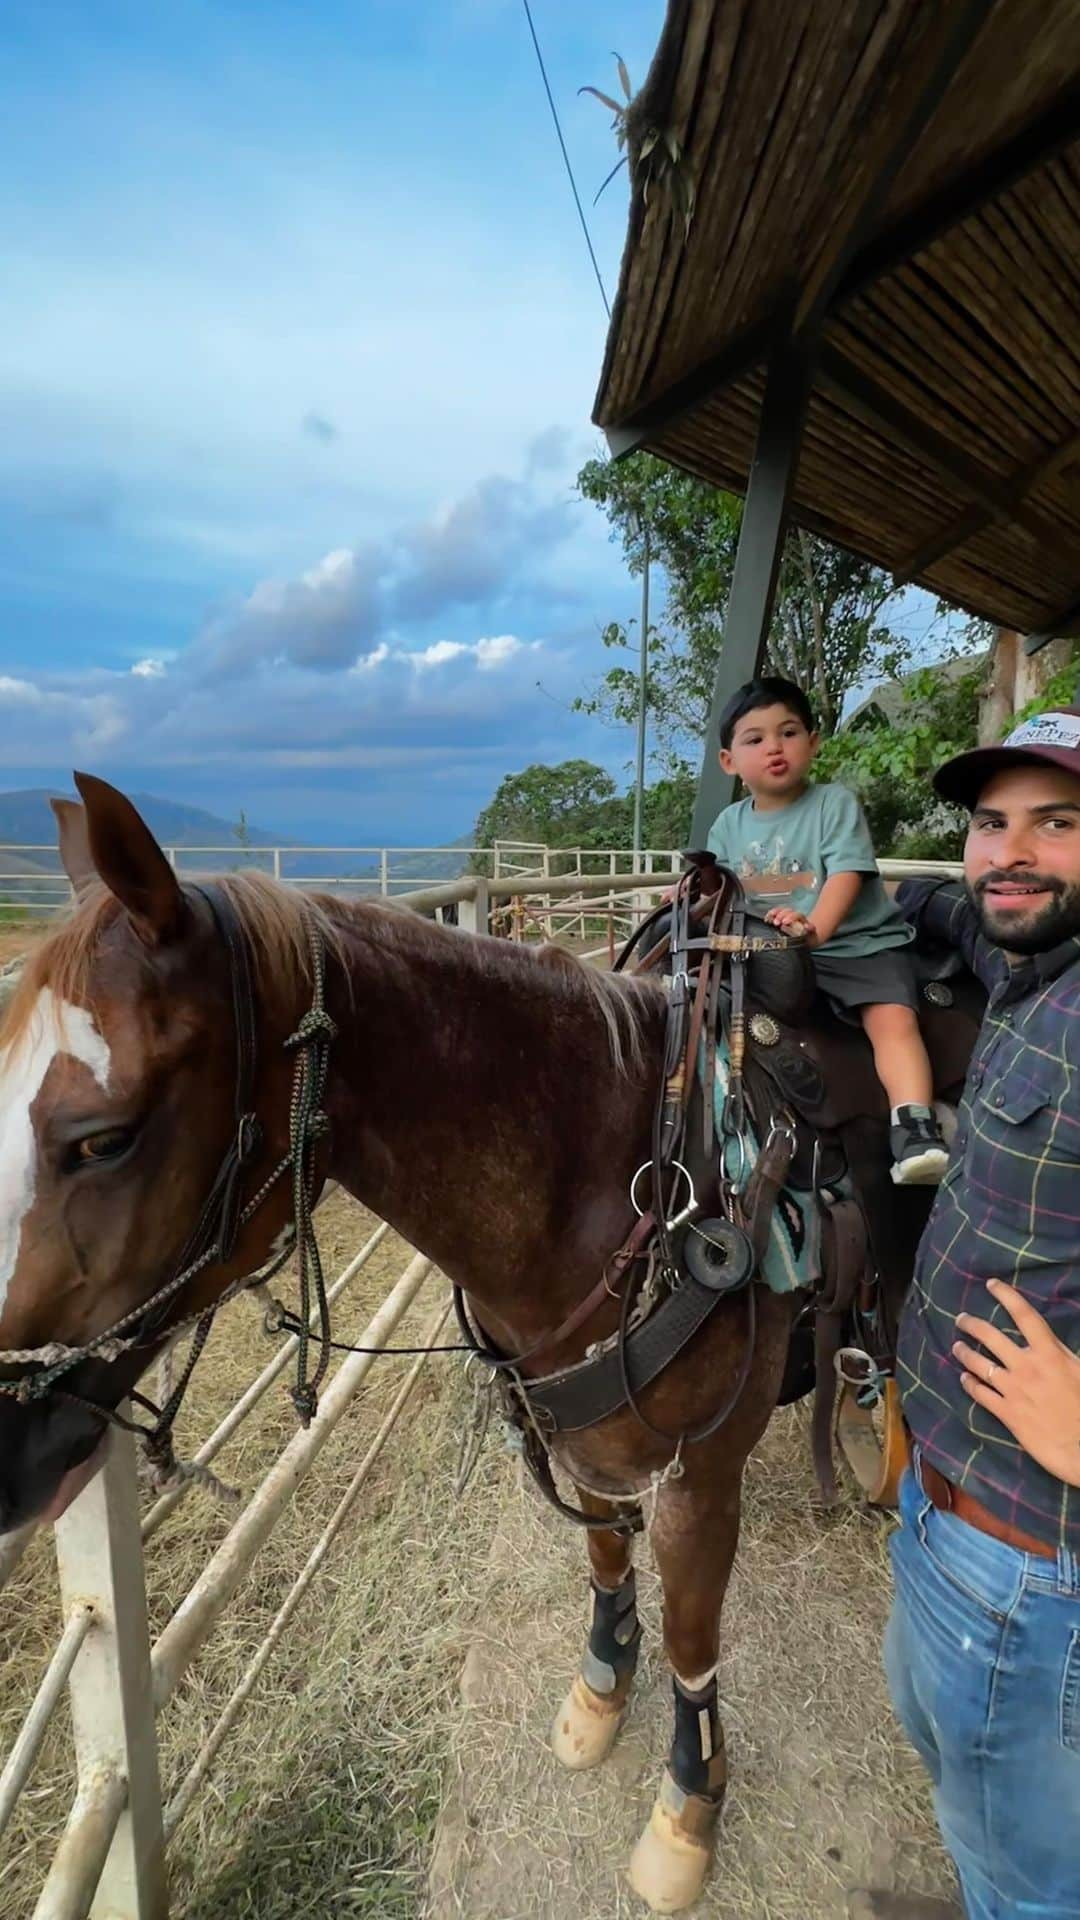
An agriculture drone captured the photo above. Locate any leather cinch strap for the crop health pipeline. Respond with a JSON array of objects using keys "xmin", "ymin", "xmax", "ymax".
[{"xmin": 524, "ymin": 1270, "xmax": 744, "ymax": 1433}]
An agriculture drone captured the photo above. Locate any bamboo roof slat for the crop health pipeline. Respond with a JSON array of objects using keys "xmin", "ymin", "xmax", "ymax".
[{"xmin": 594, "ymin": 0, "xmax": 1080, "ymax": 637}]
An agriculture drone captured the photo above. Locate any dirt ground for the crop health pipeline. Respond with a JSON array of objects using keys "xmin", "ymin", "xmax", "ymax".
[
  {"xmin": 0, "ymin": 920, "xmax": 47, "ymax": 969},
  {"xmin": 425, "ymin": 1409, "xmax": 957, "ymax": 1920}
]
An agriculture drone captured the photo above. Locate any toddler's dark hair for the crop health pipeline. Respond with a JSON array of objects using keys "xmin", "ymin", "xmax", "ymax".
[{"xmin": 718, "ymin": 676, "xmax": 815, "ymax": 748}]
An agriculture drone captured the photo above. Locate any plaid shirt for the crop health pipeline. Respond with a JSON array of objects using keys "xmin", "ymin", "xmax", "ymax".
[{"xmin": 896, "ymin": 878, "xmax": 1080, "ymax": 1552}]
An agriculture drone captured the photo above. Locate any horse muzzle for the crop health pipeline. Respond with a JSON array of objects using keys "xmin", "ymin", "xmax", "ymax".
[{"xmin": 0, "ymin": 1393, "xmax": 109, "ymax": 1533}]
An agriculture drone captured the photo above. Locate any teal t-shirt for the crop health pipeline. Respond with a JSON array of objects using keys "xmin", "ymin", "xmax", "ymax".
[{"xmin": 706, "ymin": 781, "xmax": 913, "ymax": 959}]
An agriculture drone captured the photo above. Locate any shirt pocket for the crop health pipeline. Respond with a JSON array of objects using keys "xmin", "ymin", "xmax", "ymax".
[
  {"xmin": 972, "ymin": 1073, "xmax": 1077, "ymax": 1228},
  {"xmin": 990, "ymin": 1082, "xmax": 1053, "ymax": 1126},
  {"xmin": 973, "ymin": 1075, "xmax": 1055, "ymax": 1148}
]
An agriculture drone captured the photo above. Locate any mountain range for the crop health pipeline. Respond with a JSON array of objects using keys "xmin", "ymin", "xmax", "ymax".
[{"xmin": 0, "ymin": 790, "xmax": 473, "ymax": 892}]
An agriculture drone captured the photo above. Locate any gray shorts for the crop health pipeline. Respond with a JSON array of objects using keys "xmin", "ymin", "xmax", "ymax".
[{"xmin": 811, "ymin": 944, "xmax": 919, "ymax": 1023}]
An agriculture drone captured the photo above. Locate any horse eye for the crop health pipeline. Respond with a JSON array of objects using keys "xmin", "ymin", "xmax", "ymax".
[{"xmin": 74, "ymin": 1128, "xmax": 135, "ymax": 1166}]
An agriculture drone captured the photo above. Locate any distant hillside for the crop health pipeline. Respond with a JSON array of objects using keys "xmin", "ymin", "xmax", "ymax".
[
  {"xmin": 0, "ymin": 788, "xmax": 282, "ymax": 855},
  {"xmin": 0, "ymin": 790, "xmax": 474, "ymax": 894}
]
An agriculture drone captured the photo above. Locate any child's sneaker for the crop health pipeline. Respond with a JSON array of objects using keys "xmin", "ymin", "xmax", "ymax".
[{"xmin": 890, "ymin": 1105, "xmax": 950, "ymax": 1185}]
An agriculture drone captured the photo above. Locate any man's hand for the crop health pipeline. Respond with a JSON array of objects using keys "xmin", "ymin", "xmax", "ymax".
[
  {"xmin": 764, "ymin": 906, "xmax": 816, "ymax": 944},
  {"xmin": 953, "ymin": 1280, "xmax": 1080, "ymax": 1487}
]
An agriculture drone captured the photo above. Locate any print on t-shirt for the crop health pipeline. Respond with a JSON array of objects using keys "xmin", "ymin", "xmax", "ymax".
[{"xmin": 733, "ymin": 834, "xmax": 818, "ymax": 905}]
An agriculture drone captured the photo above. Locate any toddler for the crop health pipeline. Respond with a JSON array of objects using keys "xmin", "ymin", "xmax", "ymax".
[{"xmin": 707, "ymin": 675, "xmax": 948, "ymax": 1184}]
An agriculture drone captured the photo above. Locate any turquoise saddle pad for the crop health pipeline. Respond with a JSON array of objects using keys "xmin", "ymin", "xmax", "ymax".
[{"xmin": 697, "ymin": 1037, "xmax": 849, "ymax": 1295}]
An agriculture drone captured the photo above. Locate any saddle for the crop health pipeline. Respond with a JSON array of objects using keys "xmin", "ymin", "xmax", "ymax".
[
  {"xmin": 459, "ymin": 858, "xmax": 982, "ymax": 1523},
  {"xmin": 671, "ymin": 851, "xmax": 984, "ymax": 1502}
]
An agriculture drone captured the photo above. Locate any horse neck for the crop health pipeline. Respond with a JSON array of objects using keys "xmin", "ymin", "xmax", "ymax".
[{"xmin": 318, "ymin": 904, "xmax": 662, "ymax": 1340}]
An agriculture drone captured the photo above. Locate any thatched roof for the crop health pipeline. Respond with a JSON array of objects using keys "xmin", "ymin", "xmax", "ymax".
[{"xmin": 593, "ymin": 0, "xmax": 1080, "ymax": 643}]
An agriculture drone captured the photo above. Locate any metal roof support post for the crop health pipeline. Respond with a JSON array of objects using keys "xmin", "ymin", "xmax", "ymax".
[{"xmin": 689, "ymin": 334, "xmax": 814, "ymax": 845}]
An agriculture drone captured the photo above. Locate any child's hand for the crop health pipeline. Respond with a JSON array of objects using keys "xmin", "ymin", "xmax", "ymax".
[{"xmin": 764, "ymin": 907, "xmax": 815, "ymax": 943}]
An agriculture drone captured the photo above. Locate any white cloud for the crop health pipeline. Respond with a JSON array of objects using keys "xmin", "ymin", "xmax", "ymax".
[
  {"xmin": 411, "ymin": 639, "xmax": 468, "ymax": 670},
  {"xmin": 475, "ymin": 634, "xmax": 531, "ymax": 670},
  {"xmin": 131, "ymin": 657, "xmax": 166, "ymax": 678},
  {"xmin": 351, "ymin": 641, "xmax": 389, "ymax": 674},
  {"xmin": 403, "ymin": 634, "xmax": 537, "ymax": 673},
  {"xmin": 0, "ymin": 676, "xmax": 43, "ymax": 704}
]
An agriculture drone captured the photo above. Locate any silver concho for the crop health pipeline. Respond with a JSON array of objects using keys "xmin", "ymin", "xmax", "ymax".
[
  {"xmin": 923, "ymin": 981, "xmax": 953, "ymax": 1007},
  {"xmin": 748, "ymin": 1012, "xmax": 781, "ymax": 1046}
]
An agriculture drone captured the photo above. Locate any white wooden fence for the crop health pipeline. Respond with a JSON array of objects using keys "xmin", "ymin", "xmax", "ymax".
[
  {"xmin": 0, "ymin": 841, "xmax": 682, "ymax": 918},
  {"xmin": 0, "ymin": 1227, "xmax": 447, "ymax": 1920}
]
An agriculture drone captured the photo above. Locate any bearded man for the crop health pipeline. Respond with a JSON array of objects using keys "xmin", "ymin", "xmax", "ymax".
[{"xmin": 850, "ymin": 707, "xmax": 1080, "ymax": 1920}]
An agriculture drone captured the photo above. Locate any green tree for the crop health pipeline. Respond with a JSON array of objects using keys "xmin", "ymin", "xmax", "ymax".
[
  {"xmin": 470, "ymin": 759, "xmax": 701, "ymax": 864},
  {"xmin": 472, "ymin": 761, "xmax": 622, "ymax": 859},
  {"xmin": 575, "ymin": 453, "xmax": 908, "ymax": 759},
  {"xmin": 816, "ymin": 643, "xmax": 1079, "ymax": 858},
  {"xmin": 815, "ymin": 661, "xmax": 986, "ymax": 858}
]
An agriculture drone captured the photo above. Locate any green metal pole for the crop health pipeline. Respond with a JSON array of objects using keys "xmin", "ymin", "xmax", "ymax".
[
  {"xmin": 632, "ymin": 524, "xmax": 650, "ymax": 860},
  {"xmin": 689, "ymin": 336, "xmax": 815, "ymax": 846}
]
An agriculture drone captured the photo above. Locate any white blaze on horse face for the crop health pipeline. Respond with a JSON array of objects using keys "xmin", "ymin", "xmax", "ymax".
[{"xmin": 0, "ymin": 990, "xmax": 112, "ymax": 1309}]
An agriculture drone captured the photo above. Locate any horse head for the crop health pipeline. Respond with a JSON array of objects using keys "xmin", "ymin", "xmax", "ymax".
[{"xmin": 0, "ymin": 774, "xmax": 321, "ymax": 1531}]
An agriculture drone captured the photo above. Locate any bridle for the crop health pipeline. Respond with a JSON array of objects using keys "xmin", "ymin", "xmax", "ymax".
[{"xmin": 0, "ymin": 885, "xmax": 338, "ymax": 1487}]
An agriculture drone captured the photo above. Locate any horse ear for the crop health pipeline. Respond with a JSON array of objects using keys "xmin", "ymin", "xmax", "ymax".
[
  {"xmin": 72, "ymin": 772, "xmax": 185, "ymax": 943},
  {"xmin": 50, "ymin": 798, "xmax": 97, "ymax": 898}
]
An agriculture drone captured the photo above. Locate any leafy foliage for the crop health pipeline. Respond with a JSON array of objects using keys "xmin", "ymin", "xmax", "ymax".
[
  {"xmin": 575, "ymin": 454, "xmax": 907, "ymax": 761},
  {"xmin": 815, "ymin": 663, "xmax": 986, "ymax": 858},
  {"xmin": 815, "ymin": 644, "xmax": 1079, "ymax": 857},
  {"xmin": 470, "ymin": 759, "xmax": 695, "ymax": 865}
]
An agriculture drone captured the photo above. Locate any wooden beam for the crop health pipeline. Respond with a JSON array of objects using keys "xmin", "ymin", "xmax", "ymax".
[
  {"xmin": 601, "ymin": 90, "xmax": 1080, "ymax": 455},
  {"xmin": 896, "ymin": 424, "xmax": 1080, "ymax": 583},
  {"xmin": 795, "ymin": 0, "xmax": 996, "ymax": 331},
  {"xmin": 815, "ymin": 344, "xmax": 1064, "ymax": 551},
  {"xmin": 604, "ymin": 313, "xmax": 780, "ymax": 460},
  {"xmin": 837, "ymin": 90, "xmax": 1080, "ymax": 309},
  {"xmin": 1026, "ymin": 596, "xmax": 1080, "ymax": 653}
]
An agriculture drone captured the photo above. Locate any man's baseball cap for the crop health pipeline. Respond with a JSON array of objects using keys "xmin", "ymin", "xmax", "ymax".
[{"xmin": 933, "ymin": 705, "xmax": 1080, "ymax": 810}]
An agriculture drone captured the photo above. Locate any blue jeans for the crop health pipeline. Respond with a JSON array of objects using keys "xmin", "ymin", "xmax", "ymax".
[{"xmin": 885, "ymin": 1463, "xmax": 1080, "ymax": 1918}]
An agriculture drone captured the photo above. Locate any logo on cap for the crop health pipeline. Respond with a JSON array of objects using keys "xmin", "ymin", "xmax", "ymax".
[{"xmin": 1003, "ymin": 710, "xmax": 1080, "ymax": 752}]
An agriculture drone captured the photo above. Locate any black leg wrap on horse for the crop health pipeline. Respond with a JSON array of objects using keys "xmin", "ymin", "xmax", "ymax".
[
  {"xmin": 581, "ymin": 1572, "xmax": 641, "ymax": 1699},
  {"xmin": 670, "ymin": 1674, "xmax": 728, "ymax": 1801}
]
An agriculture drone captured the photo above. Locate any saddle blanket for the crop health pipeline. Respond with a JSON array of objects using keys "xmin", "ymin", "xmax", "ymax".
[{"xmin": 697, "ymin": 1038, "xmax": 845, "ymax": 1296}]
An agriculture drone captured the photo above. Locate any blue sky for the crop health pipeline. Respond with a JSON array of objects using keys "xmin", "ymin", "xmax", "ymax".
[{"xmin": 1, "ymin": 1, "xmax": 944, "ymax": 844}]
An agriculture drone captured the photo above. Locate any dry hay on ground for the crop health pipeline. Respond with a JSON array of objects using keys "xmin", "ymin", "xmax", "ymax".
[
  {"xmin": 2, "ymin": 1188, "xmax": 954, "ymax": 1918},
  {"xmin": 426, "ymin": 1410, "xmax": 956, "ymax": 1920},
  {"xmin": 1, "ymin": 1191, "xmax": 487, "ymax": 1920},
  {"xmin": 0, "ymin": 920, "xmax": 48, "ymax": 971}
]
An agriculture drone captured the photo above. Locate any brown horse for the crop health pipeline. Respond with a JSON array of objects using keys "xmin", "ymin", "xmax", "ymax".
[{"xmin": 0, "ymin": 776, "xmax": 795, "ymax": 1912}]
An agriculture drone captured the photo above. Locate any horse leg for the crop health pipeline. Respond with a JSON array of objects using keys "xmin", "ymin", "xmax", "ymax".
[
  {"xmin": 629, "ymin": 1472, "xmax": 740, "ymax": 1914},
  {"xmin": 551, "ymin": 1489, "xmax": 641, "ymax": 1771}
]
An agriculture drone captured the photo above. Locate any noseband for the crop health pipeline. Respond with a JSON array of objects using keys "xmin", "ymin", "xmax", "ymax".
[{"xmin": 0, "ymin": 884, "xmax": 338, "ymax": 1484}]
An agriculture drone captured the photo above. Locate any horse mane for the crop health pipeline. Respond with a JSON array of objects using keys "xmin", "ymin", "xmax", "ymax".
[
  {"xmin": 0, "ymin": 872, "xmax": 347, "ymax": 1049},
  {"xmin": 1, "ymin": 874, "xmax": 661, "ymax": 1080}
]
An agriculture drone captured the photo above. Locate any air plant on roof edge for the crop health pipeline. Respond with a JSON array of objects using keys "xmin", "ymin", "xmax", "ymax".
[{"xmin": 580, "ymin": 52, "xmax": 695, "ymax": 236}]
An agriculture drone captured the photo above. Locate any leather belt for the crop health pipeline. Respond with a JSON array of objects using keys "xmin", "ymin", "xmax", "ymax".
[{"xmin": 920, "ymin": 1458, "xmax": 1056, "ymax": 1560}]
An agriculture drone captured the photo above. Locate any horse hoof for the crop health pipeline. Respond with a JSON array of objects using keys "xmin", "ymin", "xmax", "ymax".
[
  {"xmin": 550, "ymin": 1673, "xmax": 624, "ymax": 1770},
  {"xmin": 627, "ymin": 1776, "xmax": 718, "ymax": 1913}
]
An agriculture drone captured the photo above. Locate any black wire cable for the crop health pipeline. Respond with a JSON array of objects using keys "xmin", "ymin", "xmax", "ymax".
[{"xmin": 520, "ymin": 0, "xmax": 611, "ymax": 318}]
